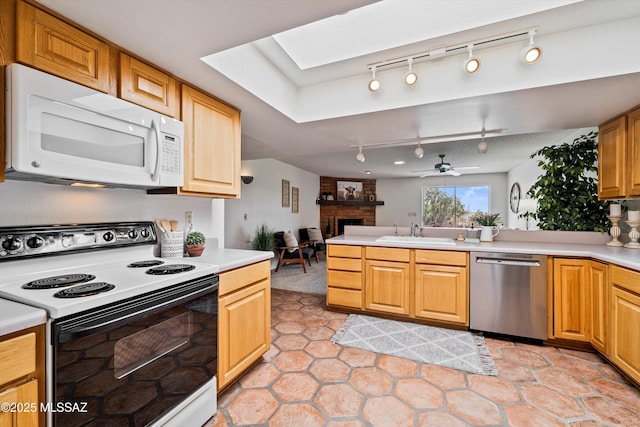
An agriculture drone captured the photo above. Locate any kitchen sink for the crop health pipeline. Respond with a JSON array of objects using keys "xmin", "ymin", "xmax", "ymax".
[{"xmin": 375, "ymin": 235, "xmax": 456, "ymax": 245}]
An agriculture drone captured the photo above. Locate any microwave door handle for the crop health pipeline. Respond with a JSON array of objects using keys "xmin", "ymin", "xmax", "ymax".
[{"xmin": 151, "ymin": 119, "xmax": 161, "ymax": 182}]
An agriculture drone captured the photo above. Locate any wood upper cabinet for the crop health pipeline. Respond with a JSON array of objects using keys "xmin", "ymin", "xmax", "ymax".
[
  {"xmin": 609, "ymin": 265, "xmax": 640, "ymax": 384},
  {"xmin": 414, "ymin": 249, "xmax": 468, "ymax": 325},
  {"xmin": 598, "ymin": 105, "xmax": 640, "ymax": 199},
  {"xmin": 119, "ymin": 53, "xmax": 179, "ymax": 117},
  {"xmin": 179, "ymin": 84, "xmax": 241, "ymax": 198},
  {"xmin": 590, "ymin": 261, "xmax": 608, "ymax": 354},
  {"xmin": 16, "ymin": 1, "xmax": 111, "ymax": 93},
  {"xmin": 553, "ymin": 258, "xmax": 590, "ymax": 342},
  {"xmin": 218, "ymin": 260, "xmax": 270, "ymax": 391},
  {"xmin": 0, "ymin": 325, "xmax": 45, "ymax": 426}
]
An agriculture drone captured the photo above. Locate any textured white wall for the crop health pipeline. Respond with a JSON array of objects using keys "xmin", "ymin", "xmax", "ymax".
[
  {"xmin": 376, "ymin": 173, "xmax": 508, "ymax": 228},
  {"xmin": 0, "ymin": 180, "xmax": 225, "ymax": 246},
  {"xmin": 225, "ymin": 159, "xmax": 320, "ymax": 249}
]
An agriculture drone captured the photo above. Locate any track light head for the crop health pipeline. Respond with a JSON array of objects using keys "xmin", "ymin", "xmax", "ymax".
[
  {"xmin": 414, "ymin": 142, "xmax": 424, "ymax": 158},
  {"xmin": 521, "ymin": 31, "xmax": 542, "ymax": 64},
  {"xmin": 356, "ymin": 146, "xmax": 365, "ymax": 162},
  {"xmin": 404, "ymin": 58, "xmax": 418, "ymax": 86},
  {"xmin": 368, "ymin": 66, "xmax": 380, "ymax": 92},
  {"xmin": 462, "ymin": 45, "xmax": 480, "ymax": 74},
  {"xmin": 477, "ymin": 138, "xmax": 488, "ymax": 154}
]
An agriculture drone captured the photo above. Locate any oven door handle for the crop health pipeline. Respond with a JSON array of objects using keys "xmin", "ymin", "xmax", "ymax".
[{"xmin": 54, "ymin": 276, "xmax": 217, "ymax": 344}]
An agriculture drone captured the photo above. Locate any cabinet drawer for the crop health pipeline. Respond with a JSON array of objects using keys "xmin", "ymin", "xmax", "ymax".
[
  {"xmin": 415, "ymin": 249, "xmax": 467, "ymax": 266},
  {"xmin": 611, "ymin": 265, "xmax": 640, "ymax": 295},
  {"xmin": 327, "ymin": 287, "xmax": 362, "ymax": 308},
  {"xmin": 327, "ymin": 270, "xmax": 362, "ymax": 290},
  {"xmin": 0, "ymin": 333, "xmax": 36, "ymax": 385},
  {"xmin": 219, "ymin": 260, "xmax": 270, "ymax": 296},
  {"xmin": 328, "ymin": 245, "xmax": 362, "ymax": 258},
  {"xmin": 327, "ymin": 257, "xmax": 362, "ymax": 272},
  {"xmin": 366, "ymin": 246, "xmax": 410, "ymax": 262}
]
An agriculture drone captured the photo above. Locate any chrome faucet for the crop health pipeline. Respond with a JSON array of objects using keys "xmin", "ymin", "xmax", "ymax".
[{"xmin": 411, "ymin": 222, "xmax": 420, "ymax": 237}]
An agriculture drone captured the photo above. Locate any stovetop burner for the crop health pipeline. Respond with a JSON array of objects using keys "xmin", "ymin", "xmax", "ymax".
[
  {"xmin": 146, "ymin": 264, "xmax": 196, "ymax": 275},
  {"xmin": 23, "ymin": 274, "xmax": 96, "ymax": 289},
  {"xmin": 54, "ymin": 282, "xmax": 115, "ymax": 298},
  {"xmin": 127, "ymin": 260, "xmax": 165, "ymax": 268}
]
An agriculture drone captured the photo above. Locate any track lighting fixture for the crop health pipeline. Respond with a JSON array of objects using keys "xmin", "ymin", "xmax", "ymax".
[
  {"xmin": 404, "ymin": 58, "xmax": 418, "ymax": 86},
  {"xmin": 414, "ymin": 141, "xmax": 424, "ymax": 158},
  {"xmin": 521, "ymin": 30, "xmax": 542, "ymax": 64},
  {"xmin": 477, "ymin": 136, "xmax": 488, "ymax": 154},
  {"xmin": 462, "ymin": 45, "xmax": 480, "ymax": 74},
  {"xmin": 356, "ymin": 146, "xmax": 365, "ymax": 162},
  {"xmin": 368, "ymin": 66, "xmax": 380, "ymax": 92}
]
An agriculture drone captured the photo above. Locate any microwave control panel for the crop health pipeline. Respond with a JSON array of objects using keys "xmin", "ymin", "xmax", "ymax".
[{"xmin": 160, "ymin": 134, "xmax": 181, "ymax": 174}]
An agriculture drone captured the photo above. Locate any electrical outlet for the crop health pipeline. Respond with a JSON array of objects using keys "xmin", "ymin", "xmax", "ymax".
[{"xmin": 185, "ymin": 211, "xmax": 193, "ymax": 225}]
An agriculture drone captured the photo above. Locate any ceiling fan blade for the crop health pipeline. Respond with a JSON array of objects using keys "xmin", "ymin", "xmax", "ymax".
[
  {"xmin": 453, "ymin": 166, "xmax": 480, "ymax": 170},
  {"xmin": 419, "ymin": 171, "xmax": 438, "ymax": 178},
  {"xmin": 445, "ymin": 170, "xmax": 462, "ymax": 176}
]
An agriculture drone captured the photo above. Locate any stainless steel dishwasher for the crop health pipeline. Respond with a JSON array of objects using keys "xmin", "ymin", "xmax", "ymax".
[{"xmin": 470, "ymin": 252, "xmax": 548, "ymax": 340}]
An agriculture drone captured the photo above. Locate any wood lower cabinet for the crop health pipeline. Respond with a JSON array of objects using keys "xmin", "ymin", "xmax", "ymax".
[
  {"xmin": 119, "ymin": 53, "xmax": 179, "ymax": 117},
  {"xmin": 553, "ymin": 258, "xmax": 590, "ymax": 342},
  {"xmin": 0, "ymin": 325, "xmax": 45, "ymax": 426},
  {"xmin": 590, "ymin": 261, "xmax": 608, "ymax": 354},
  {"xmin": 179, "ymin": 84, "xmax": 241, "ymax": 198},
  {"xmin": 365, "ymin": 247, "xmax": 410, "ymax": 315},
  {"xmin": 610, "ymin": 265, "xmax": 640, "ymax": 384},
  {"xmin": 414, "ymin": 250, "xmax": 468, "ymax": 325},
  {"xmin": 16, "ymin": 1, "xmax": 111, "ymax": 93},
  {"xmin": 326, "ymin": 245, "xmax": 363, "ymax": 309},
  {"xmin": 218, "ymin": 260, "xmax": 270, "ymax": 391}
]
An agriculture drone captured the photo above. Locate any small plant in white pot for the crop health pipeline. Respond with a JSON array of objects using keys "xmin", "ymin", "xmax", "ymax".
[
  {"xmin": 471, "ymin": 212, "xmax": 501, "ymax": 242},
  {"xmin": 185, "ymin": 231, "xmax": 206, "ymax": 257}
]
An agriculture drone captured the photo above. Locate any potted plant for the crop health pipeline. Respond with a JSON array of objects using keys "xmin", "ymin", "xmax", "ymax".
[
  {"xmin": 471, "ymin": 212, "xmax": 501, "ymax": 242},
  {"xmin": 251, "ymin": 224, "xmax": 275, "ymax": 252},
  {"xmin": 185, "ymin": 231, "xmax": 206, "ymax": 257}
]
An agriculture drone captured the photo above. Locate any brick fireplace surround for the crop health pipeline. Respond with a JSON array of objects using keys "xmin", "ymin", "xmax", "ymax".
[{"xmin": 319, "ymin": 176, "xmax": 377, "ymax": 238}]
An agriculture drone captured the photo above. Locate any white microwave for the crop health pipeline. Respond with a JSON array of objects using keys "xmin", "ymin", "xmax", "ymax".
[{"xmin": 5, "ymin": 63, "xmax": 184, "ymax": 188}]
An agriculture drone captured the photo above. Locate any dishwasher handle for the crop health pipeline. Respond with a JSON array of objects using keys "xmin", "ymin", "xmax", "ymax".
[{"xmin": 475, "ymin": 257, "xmax": 541, "ymax": 267}]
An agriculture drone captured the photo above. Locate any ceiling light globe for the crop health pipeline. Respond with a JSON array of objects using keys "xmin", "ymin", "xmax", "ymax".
[
  {"xmin": 521, "ymin": 46, "xmax": 542, "ymax": 64},
  {"xmin": 404, "ymin": 71, "xmax": 418, "ymax": 86},
  {"xmin": 356, "ymin": 152, "xmax": 365, "ymax": 162},
  {"xmin": 368, "ymin": 79, "xmax": 380, "ymax": 92},
  {"xmin": 414, "ymin": 146, "xmax": 424, "ymax": 158},
  {"xmin": 464, "ymin": 57, "xmax": 480, "ymax": 73},
  {"xmin": 477, "ymin": 140, "xmax": 488, "ymax": 154}
]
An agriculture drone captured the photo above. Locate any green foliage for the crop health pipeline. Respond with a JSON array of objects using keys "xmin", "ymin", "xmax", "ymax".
[
  {"xmin": 186, "ymin": 231, "xmax": 206, "ymax": 245},
  {"xmin": 470, "ymin": 212, "xmax": 500, "ymax": 226},
  {"xmin": 252, "ymin": 223, "xmax": 275, "ymax": 251},
  {"xmin": 524, "ymin": 131, "xmax": 608, "ymax": 232},
  {"xmin": 423, "ymin": 188, "xmax": 466, "ymax": 226}
]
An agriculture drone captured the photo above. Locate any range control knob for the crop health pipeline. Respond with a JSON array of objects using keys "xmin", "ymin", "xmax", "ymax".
[
  {"xmin": 2, "ymin": 236, "xmax": 23, "ymax": 252},
  {"xmin": 103, "ymin": 231, "xmax": 115, "ymax": 242},
  {"xmin": 128, "ymin": 229, "xmax": 139, "ymax": 239},
  {"xmin": 140, "ymin": 228, "xmax": 150, "ymax": 238},
  {"xmin": 26, "ymin": 236, "xmax": 45, "ymax": 249}
]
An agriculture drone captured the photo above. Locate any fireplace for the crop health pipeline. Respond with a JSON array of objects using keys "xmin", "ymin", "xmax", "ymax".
[{"xmin": 337, "ymin": 218, "xmax": 363, "ymax": 235}]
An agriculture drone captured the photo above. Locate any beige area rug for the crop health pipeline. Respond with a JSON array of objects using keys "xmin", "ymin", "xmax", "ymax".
[
  {"xmin": 331, "ymin": 314, "xmax": 497, "ymax": 376},
  {"xmin": 270, "ymin": 259, "xmax": 327, "ymax": 295}
]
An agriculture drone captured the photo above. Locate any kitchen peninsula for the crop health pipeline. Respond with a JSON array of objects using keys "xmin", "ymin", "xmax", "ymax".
[{"xmin": 326, "ymin": 226, "xmax": 640, "ymax": 385}]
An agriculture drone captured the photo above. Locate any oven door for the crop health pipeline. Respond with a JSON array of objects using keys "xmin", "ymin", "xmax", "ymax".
[{"xmin": 51, "ymin": 275, "xmax": 218, "ymax": 426}]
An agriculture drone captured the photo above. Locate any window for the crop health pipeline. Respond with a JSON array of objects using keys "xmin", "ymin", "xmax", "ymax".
[{"xmin": 422, "ymin": 186, "xmax": 489, "ymax": 227}]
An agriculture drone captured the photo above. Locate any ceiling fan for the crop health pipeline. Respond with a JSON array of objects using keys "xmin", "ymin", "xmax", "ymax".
[{"xmin": 412, "ymin": 154, "xmax": 479, "ymax": 177}]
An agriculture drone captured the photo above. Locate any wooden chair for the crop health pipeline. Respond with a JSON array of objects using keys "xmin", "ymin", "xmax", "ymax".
[{"xmin": 273, "ymin": 231, "xmax": 315, "ymax": 273}]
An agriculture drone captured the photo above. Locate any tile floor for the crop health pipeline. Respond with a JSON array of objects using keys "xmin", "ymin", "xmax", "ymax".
[{"xmin": 206, "ymin": 289, "xmax": 640, "ymax": 426}]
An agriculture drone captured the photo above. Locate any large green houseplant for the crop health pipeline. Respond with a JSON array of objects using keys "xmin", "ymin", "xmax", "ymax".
[
  {"xmin": 524, "ymin": 131, "xmax": 609, "ymax": 232},
  {"xmin": 251, "ymin": 223, "xmax": 276, "ymax": 251}
]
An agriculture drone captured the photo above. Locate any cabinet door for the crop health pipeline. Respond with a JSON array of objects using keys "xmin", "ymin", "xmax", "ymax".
[
  {"xmin": 610, "ymin": 266, "xmax": 640, "ymax": 384},
  {"xmin": 0, "ymin": 379, "xmax": 38, "ymax": 427},
  {"xmin": 590, "ymin": 261, "xmax": 608, "ymax": 354},
  {"xmin": 180, "ymin": 84, "xmax": 241, "ymax": 198},
  {"xmin": 553, "ymin": 258, "xmax": 590, "ymax": 342},
  {"xmin": 16, "ymin": 1, "xmax": 111, "ymax": 93},
  {"xmin": 415, "ymin": 264, "xmax": 468, "ymax": 325},
  {"xmin": 218, "ymin": 279, "xmax": 270, "ymax": 390},
  {"xmin": 628, "ymin": 107, "xmax": 640, "ymax": 196},
  {"xmin": 119, "ymin": 53, "xmax": 179, "ymax": 117},
  {"xmin": 365, "ymin": 260, "xmax": 410, "ymax": 315},
  {"xmin": 598, "ymin": 116, "xmax": 627, "ymax": 199}
]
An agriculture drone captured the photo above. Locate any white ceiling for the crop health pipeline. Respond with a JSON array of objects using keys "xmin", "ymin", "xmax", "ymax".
[{"xmin": 38, "ymin": 0, "xmax": 640, "ymax": 179}]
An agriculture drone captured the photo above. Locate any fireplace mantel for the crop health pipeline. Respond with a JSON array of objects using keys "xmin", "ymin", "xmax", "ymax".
[{"xmin": 316, "ymin": 200, "xmax": 384, "ymax": 206}]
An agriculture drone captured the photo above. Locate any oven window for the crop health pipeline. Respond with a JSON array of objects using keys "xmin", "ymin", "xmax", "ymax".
[{"xmin": 54, "ymin": 290, "xmax": 217, "ymax": 426}]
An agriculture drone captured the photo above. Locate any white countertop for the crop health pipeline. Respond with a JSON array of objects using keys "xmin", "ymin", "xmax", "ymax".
[
  {"xmin": 182, "ymin": 247, "xmax": 274, "ymax": 273},
  {"xmin": 0, "ymin": 298, "xmax": 47, "ymax": 336},
  {"xmin": 327, "ymin": 234, "xmax": 640, "ymax": 271}
]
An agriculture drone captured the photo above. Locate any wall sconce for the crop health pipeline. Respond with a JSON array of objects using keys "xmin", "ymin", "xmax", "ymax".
[{"xmin": 241, "ymin": 175, "xmax": 254, "ymax": 184}]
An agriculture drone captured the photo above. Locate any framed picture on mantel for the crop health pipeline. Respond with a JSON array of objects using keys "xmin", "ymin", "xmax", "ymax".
[
  {"xmin": 282, "ymin": 179, "xmax": 290, "ymax": 207},
  {"xmin": 337, "ymin": 181, "xmax": 363, "ymax": 201}
]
